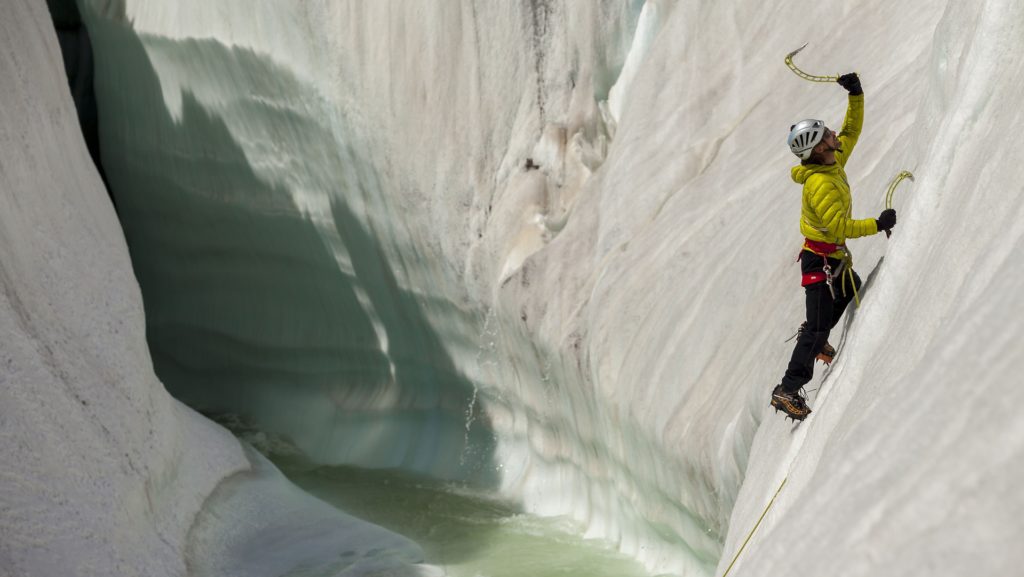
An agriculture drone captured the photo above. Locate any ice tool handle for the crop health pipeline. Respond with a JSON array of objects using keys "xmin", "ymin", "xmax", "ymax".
[
  {"xmin": 883, "ymin": 171, "xmax": 915, "ymax": 238},
  {"xmin": 784, "ymin": 43, "xmax": 840, "ymax": 83}
]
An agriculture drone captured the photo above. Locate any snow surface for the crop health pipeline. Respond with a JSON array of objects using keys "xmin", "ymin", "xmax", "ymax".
[{"xmin": 4, "ymin": 0, "xmax": 1024, "ymax": 575}]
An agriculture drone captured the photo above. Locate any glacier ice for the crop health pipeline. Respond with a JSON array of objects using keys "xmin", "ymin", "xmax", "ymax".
[
  {"xmin": 4, "ymin": 0, "xmax": 1024, "ymax": 575},
  {"xmin": 0, "ymin": 1, "xmax": 434, "ymax": 576}
]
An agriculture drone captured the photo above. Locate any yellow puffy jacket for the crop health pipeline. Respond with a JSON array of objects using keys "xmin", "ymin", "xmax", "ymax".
[{"xmin": 793, "ymin": 94, "xmax": 878, "ymax": 257}]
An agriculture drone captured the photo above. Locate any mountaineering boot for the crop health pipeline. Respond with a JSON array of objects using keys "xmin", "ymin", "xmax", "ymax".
[
  {"xmin": 771, "ymin": 385, "xmax": 811, "ymax": 421},
  {"xmin": 798, "ymin": 322, "xmax": 836, "ymax": 365},
  {"xmin": 818, "ymin": 342, "xmax": 837, "ymax": 365}
]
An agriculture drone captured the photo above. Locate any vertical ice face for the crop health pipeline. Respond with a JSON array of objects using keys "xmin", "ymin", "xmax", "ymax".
[
  {"xmin": 606, "ymin": 0, "xmax": 661, "ymax": 126},
  {"xmin": 0, "ymin": 2, "xmax": 444, "ymax": 575},
  {"xmin": 717, "ymin": 2, "xmax": 1024, "ymax": 576},
  {"xmin": 0, "ymin": 2, "xmax": 242, "ymax": 573},
  {"xmin": 75, "ymin": 0, "xmax": 721, "ymax": 571},
  {"xmin": 44, "ymin": 0, "xmax": 1024, "ymax": 576},
  {"xmin": 77, "ymin": 0, "xmax": 649, "ymax": 491},
  {"xmin": 77, "ymin": 4, "xmax": 500, "ymax": 484}
]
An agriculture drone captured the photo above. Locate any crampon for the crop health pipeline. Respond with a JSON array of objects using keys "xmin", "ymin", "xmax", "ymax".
[
  {"xmin": 771, "ymin": 385, "xmax": 811, "ymax": 421},
  {"xmin": 818, "ymin": 342, "xmax": 836, "ymax": 365},
  {"xmin": 789, "ymin": 322, "xmax": 836, "ymax": 365}
]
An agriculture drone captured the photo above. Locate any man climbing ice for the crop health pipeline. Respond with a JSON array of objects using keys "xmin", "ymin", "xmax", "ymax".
[{"xmin": 771, "ymin": 72, "xmax": 897, "ymax": 421}]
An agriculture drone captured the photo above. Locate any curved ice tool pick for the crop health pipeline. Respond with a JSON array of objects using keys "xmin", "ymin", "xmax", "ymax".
[
  {"xmin": 784, "ymin": 43, "xmax": 839, "ymax": 83},
  {"xmin": 883, "ymin": 170, "xmax": 915, "ymax": 238}
]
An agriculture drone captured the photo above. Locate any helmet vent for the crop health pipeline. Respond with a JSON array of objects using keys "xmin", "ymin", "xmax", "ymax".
[{"xmin": 787, "ymin": 119, "xmax": 826, "ymax": 159}]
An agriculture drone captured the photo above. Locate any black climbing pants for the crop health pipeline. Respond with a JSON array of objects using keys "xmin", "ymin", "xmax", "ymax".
[{"xmin": 780, "ymin": 252, "xmax": 862, "ymax": 393}]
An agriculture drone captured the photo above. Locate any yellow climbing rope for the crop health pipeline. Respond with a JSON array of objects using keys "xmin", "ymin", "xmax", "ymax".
[
  {"xmin": 784, "ymin": 43, "xmax": 839, "ymax": 83},
  {"xmin": 843, "ymin": 260, "xmax": 860, "ymax": 307},
  {"xmin": 719, "ymin": 477, "xmax": 788, "ymax": 577}
]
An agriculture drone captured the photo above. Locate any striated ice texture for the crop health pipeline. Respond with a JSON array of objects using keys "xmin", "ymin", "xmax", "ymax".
[
  {"xmin": 0, "ymin": 1, "xmax": 434, "ymax": 576},
  {"xmin": 4, "ymin": 0, "xmax": 1024, "ymax": 575}
]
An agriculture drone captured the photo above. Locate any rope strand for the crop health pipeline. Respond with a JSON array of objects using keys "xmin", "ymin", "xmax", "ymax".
[{"xmin": 719, "ymin": 478, "xmax": 789, "ymax": 577}]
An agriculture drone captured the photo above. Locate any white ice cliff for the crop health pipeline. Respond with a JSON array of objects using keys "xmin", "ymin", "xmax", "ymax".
[
  {"xmin": 2, "ymin": 0, "xmax": 1023, "ymax": 575},
  {"xmin": 1, "ymin": 2, "xmax": 431, "ymax": 576}
]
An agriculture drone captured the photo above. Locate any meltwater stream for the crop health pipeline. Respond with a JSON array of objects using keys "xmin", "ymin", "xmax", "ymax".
[{"xmin": 273, "ymin": 458, "xmax": 653, "ymax": 577}]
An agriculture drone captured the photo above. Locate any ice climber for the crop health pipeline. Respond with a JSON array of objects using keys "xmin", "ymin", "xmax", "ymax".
[{"xmin": 771, "ymin": 73, "xmax": 897, "ymax": 421}]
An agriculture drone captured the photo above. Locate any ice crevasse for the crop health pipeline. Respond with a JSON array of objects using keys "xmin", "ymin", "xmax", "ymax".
[{"xmin": 2, "ymin": 0, "xmax": 1024, "ymax": 576}]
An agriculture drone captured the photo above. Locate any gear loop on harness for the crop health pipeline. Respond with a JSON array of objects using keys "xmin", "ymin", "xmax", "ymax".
[{"xmin": 800, "ymin": 240, "xmax": 860, "ymax": 306}]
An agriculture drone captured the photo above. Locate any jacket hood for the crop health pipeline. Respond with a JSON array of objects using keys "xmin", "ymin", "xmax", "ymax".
[{"xmin": 792, "ymin": 162, "xmax": 840, "ymax": 184}]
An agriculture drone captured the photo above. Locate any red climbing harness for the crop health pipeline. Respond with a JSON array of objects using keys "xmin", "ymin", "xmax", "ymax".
[{"xmin": 798, "ymin": 239, "xmax": 847, "ymax": 295}]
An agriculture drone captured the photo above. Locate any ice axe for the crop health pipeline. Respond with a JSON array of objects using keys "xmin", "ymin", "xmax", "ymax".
[
  {"xmin": 882, "ymin": 171, "xmax": 914, "ymax": 238},
  {"xmin": 784, "ymin": 43, "xmax": 840, "ymax": 83}
]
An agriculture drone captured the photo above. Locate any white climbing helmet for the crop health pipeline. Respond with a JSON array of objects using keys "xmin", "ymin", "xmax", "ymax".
[{"xmin": 787, "ymin": 119, "xmax": 826, "ymax": 160}]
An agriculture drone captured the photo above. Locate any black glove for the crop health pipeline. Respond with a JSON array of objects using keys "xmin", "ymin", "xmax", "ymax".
[
  {"xmin": 837, "ymin": 72, "xmax": 863, "ymax": 96},
  {"xmin": 876, "ymin": 208, "xmax": 897, "ymax": 232}
]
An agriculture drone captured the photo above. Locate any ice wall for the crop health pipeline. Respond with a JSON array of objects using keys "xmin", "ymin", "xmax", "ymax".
[
  {"xmin": 0, "ymin": 2, "xmax": 236, "ymax": 572},
  {"xmin": 75, "ymin": 0, "xmax": 714, "ymax": 568},
  {"xmin": 716, "ymin": 2, "xmax": 1024, "ymax": 576},
  {"xmin": 74, "ymin": 0, "xmax": 697, "ymax": 566},
  {"xmin": 14, "ymin": 0, "xmax": 1024, "ymax": 576},
  {"xmin": 0, "ymin": 1, "xmax": 434, "ymax": 575}
]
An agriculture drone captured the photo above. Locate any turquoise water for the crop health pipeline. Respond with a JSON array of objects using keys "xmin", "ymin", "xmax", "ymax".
[{"xmin": 274, "ymin": 458, "xmax": 655, "ymax": 577}]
